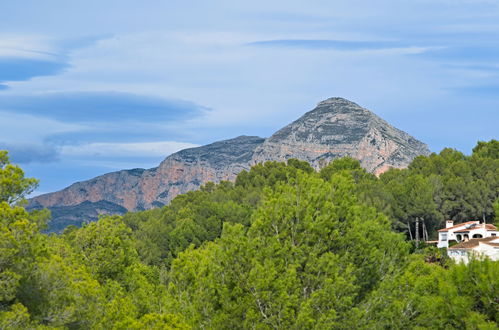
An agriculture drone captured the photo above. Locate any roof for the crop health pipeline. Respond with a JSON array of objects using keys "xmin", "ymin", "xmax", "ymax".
[
  {"xmin": 454, "ymin": 223, "xmax": 498, "ymax": 233},
  {"xmin": 448, "ymin": 237, "xmax": 499, "ymax": 249},
  {"xmin": 483, "ymin": 243, "xmax": 499, "ymax": 247},
  {"xmin": 485, "ymin": 224, "xmax": 498, "ymax": 231},
  {"xmin": 438, "ymin": 221, "xmax": 479, "ymax": 232}
]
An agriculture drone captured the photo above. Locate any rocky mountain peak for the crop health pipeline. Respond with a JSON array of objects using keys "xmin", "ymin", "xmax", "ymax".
[
  {"xmin": 307, "ymin": 97, "xmax": 369, "ymax": 118},
  {"xmin": 252, "ymin": 97, "xmax": 430, "ymax": 173},
  {"xmin": 315, "ymin": 96, "xmax": 363, "ymax": 108},
  {"xmin": 268, "ymin": 97, "xmax": 373, "ymax": 142}
]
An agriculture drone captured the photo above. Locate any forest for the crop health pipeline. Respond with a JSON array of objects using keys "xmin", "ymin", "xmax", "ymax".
[{"xmin": 0, "ymin": 140, "xmax": 498, "ymax": 329}]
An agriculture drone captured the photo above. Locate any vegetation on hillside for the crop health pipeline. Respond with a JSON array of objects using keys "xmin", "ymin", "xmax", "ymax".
[{"xmin": 0, "ymin": 141, "xmax": 498, "ymax": 329}]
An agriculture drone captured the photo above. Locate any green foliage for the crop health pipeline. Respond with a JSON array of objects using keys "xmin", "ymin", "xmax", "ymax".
[
  {"xmin": 113, "ymin": 312, "xmax": 189, "ymax": 329},
  {"xmin": 68, "ymin": 215, "xmax": 138, "ymax": 282},
  {"xmin": 319, "ymin": 156, "xmax": 367, "ymax": 181},
  {"xmin": 494, "ymin": 198, "xmax": 499, "ymax": 227},
  {"xmin": 123, "ymin": 159, "xmax": 314, "ymax": 267},
  {"xmin": 0, "ymin": 203, "xmax": 45, "ymax": 305},
  {"xmin": 19, "ymin": 254, "xmax": 103, "ymax": 328},
  {"xmin": 357, "ymin": 257, "xmax": 499, "ymax": 328},
  {"xmin": 366, "ymin": 140, "xmax": 499, "ymax": 240},
  {"xmin": 167, "ymin": 171, "xmax": 409, "ymax": 328},
  {"xmin": 473, "ymin": 139, "xmax": 499, "ymax": 159},
  {"xmin": 409, "ymin": 143, "xmax": 499, "ymax": 223},
  {"xmin": 0, "ymin": 303, "xmax": 33, "ymax": 329},
  {"xmin": 0, "ymin": 151, "xmax": 38, "ymax": 205},
  {"xmin": 1, "ymin": 144, "xmax": 499, "ymax": 328}
]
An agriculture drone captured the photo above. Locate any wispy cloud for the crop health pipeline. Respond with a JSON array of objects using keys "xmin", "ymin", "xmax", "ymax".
[
  {"xmin": 448, "ymin": 84, "xmax": 499, "ymax": 97},
  {"xmin": 60, "ymin": 141, "xmax": 199, "ymax": 158},
  {"xmin": 0, "ymin": 57, "xmax": 69, "ymax": 83},
  {"xmin": 0, "ymin": 36, "xmax": 70, "ymax": 87},
  {"xmin": 0, "ymin": 34, "xmax": 109, "ymax": 89},
  {"xmin": 0, "ymin": 110, "xmax": 83, "ymax": 144},
  {"xmin": 0, "ymin": 90, "xmax": 210, "ymax": 166},
  {"xmin": 0, "ymin": 143, "xmax": 59, "ymax": 164},
  {"xmin": 247, "ymin": 39, "xmax": 412, "ymax": 51},
  {"xmin": 0, "ymin": 139, "xmax": 200, "ymax": 166},
  {"xmin": 0, "ymin": 35, "xmax": 59, "ymax": 59},
  {"xmin": 415, "ymin": 45, "xmax": 499, "ymax": 62},
  {"xmin": 0, "ymin": 91, "xmax": 209, "ymax": 123}
]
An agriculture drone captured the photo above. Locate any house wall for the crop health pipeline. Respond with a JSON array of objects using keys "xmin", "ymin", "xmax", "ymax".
[
  {"xmin": 437, "ymin": 224, "xmax": 470, "ymax": 248},
  {"xmin": 447, "ymin": 249, "xmax": 470, "ymax": 264},
  {"xmin": 455, "ymin": 228, "xmax": 488, "ymax": 240},
  {"xmin": 475, "ymin": 244, "xmax": 499, "ymax": 261},
  {"xmin": 437, "ymin": 232, "xmax": 449, "ymax": 248},
  {"xmin": 448, "ymin": 244, "xmax": 499, "ymax": 264}
]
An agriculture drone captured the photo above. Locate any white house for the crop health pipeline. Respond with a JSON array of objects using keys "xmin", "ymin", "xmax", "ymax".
[
  {"xmin": 447, "ymin": 237, "xmax": 499, "ymax": 264},
  {"xmin": 437, "ymin": 220, "xmax": 498, "ymax": 248}
]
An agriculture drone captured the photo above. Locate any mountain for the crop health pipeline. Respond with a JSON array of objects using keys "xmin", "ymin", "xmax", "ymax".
[
  {"xmin": 28, "ymin": 97, "xmax": 430, "ymax": 231},
  {"xmin": 251, "ymin": 97, "xmax": 429, "ymax": 175}
]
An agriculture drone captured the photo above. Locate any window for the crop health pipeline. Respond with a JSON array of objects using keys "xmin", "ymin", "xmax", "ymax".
[
  {"xmin": 441, "ymin": 233, "xmax": 447, "ymax": 241},
  {"xmin": 492, "ymin": 233, "xmax": 497, "ymax": 237}
]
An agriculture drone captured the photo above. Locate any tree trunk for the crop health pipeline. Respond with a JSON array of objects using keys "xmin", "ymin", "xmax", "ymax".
[
  {"xmin": 415, "ymin": 217, "xmax": 420, "ymax": 247},
  {"xmin": 407, "ymin": 220, "xmax": 413, "ymax": 241},
  {"xmin": 422, "ymin": 219, "xmax": 429, "ymax": 242}
]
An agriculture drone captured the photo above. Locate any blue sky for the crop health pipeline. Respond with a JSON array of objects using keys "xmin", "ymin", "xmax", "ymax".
[{"xmin": 0, "ymin": 0, "xmax": 498, "ymax": 195}]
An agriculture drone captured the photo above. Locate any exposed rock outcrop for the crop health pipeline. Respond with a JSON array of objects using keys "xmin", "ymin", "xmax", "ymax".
[{"xmin": 29, "ymin": 97, "xmax": 430, "ymax": 231}]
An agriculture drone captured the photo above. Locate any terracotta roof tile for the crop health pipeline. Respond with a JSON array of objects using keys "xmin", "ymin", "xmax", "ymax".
[
  {"xmin": 449, "ymin": 237, "xmax": 498, "ymax": 249},
  {"xmin": 485, "ymin": 224, "xmax": 498, "ymax": 231},
  {"xmin": 453, "ymin": 224, "xmax": 498, "ymax": 233},
  {"xmin": 438, "ymin": 221, "xmax": 479, "ymax": 232}
]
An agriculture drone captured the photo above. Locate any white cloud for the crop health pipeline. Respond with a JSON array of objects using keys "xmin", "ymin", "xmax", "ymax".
[
  {"xmin": 0, "ymin": 34, "xmax": 60, "ymax": 60},
  {"xmin": 60, "ymin": 141, "xmax": 199, "ymax": 158},
  {"xmin": 0, "ymin": 111, "xmax": 84, "ymax": 143}
]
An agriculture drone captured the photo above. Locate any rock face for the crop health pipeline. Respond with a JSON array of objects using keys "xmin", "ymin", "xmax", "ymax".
[
  {"xmin": 29, "ymin": 97, "xmax": 430, "ymax": 231},
  {"xmin": 29, "ymin": 136, "xmax": 265, "ymax": 231}
]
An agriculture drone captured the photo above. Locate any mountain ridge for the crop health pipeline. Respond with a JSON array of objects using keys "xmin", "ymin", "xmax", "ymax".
[{"xmin": 29, "ymin": 97, "xmax": 430, "ymax": 230}]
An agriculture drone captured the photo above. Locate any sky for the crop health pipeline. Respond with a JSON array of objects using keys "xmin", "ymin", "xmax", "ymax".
[{"xmin": 0, "ymin": 0, "xmax": 498, "ymax": 196}]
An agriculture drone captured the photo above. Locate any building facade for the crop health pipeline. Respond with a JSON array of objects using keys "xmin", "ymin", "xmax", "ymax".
[{"xmin": 437, "ymin": 220, "xmax": 498, "ymax": 248}]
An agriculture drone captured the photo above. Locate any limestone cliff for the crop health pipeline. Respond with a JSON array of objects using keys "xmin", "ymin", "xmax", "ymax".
[{"xmin": 28, "ymin": 97, "xmax": 430, "ymax": 231}]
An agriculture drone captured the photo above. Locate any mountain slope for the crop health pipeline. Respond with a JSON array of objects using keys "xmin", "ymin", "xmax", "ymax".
[{"xmin": 29, "ymin": 97, "xmax": 430, "ymax": 230}]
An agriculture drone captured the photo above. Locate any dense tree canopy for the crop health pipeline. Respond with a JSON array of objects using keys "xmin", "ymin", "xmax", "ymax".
[
  {"xmin": 0, "ymin": 141, "xmax": 498, "ymax": 329},
  {"xmin": 0, "ymin": 151, "xmax": 38, "ymax": 205}
]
